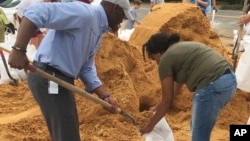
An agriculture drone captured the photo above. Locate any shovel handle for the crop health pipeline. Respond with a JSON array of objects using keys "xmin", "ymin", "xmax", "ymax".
[
  {"xmin": 0, "ymin": 45, "xmax": 136, "ymax": 124},
  {"xmin": 28, "ymin": 63, "xmax": 136, "ymax": 124},
  {"xmin": 233, "ymin": 0, "xmax": 249, "ymax": 71},
  {"xmin": 0, "ymin": 50, "xmax": 18, "ymax": 86},
  {"xmin": 27, "ymin": 64, "xmax": 112, "ymax": 108}
]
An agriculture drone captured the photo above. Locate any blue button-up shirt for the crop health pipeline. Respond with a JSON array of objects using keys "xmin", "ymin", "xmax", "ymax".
[{"xmin": 23, "ymin": 1, "xmax": 109, "ymax": 92}]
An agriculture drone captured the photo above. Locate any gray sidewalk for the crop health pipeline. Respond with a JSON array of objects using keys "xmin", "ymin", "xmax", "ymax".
[
  {"xmin": 136, "ymin": 2, "xmax": 243, "ymax": 39},
  {"xmin": 212, "ymin": 10, "xmax": 242, "ymax": 38}
]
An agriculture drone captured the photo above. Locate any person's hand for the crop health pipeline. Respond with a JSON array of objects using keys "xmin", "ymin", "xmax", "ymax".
[
  {"xmin": 102, "ymin": 95, "xmax": 118, "ymax": 114},
  {"xmin": 213, "ymin": 6, "xmax": 217, "ymax": 12},
  {"xmin": 238, "ymin": 15, "xmax": 250, "ymax": 26},
  {"xmin": 140, "ymin": 123, "xmax": 154, "ymax": 136},
  {"xmin": 8, "ymin": 49, "xmax": 29, "ymax": 70},
  {"xmin": 196, "ymin": 0, "xmax": 202, "ymax": 3}
]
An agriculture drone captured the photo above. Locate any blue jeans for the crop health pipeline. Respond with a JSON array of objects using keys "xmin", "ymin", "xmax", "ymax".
[{"xmin": 191, "ymin": 69, "xmax": 237, "ymax": 141}]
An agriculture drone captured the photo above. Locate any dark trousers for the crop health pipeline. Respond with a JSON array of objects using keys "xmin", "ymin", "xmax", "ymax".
[{"xmin": 28, "ymin": 61, "xmax": 80, "ymax": 141}]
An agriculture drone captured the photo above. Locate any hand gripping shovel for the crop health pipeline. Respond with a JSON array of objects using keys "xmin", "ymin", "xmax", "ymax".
[
  {"xmin": 0, "ymin": 50, "xmax": 18, "ymax": 86},
  {"xmin": 232, "ymin": 0, "xmax": 249, "ymax": 71},
  {"xmin": 0, "ymin": 46, "xmax": 136, "ymax": 125}
]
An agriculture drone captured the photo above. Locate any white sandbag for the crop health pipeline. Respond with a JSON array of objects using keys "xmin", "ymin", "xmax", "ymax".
[
  {"xmin": 143, "ymin": 116, "xmax": 174, "ymax": 141},
  {"xmin": 247, "ymin": 116, "xmax": 250, "ymax": 125},
  {"xmin": 118, "ymin": 28, "xmax": 135, "ymax": 41},
  {"xmin": 0, "ymin": 33, "xmax": 37, "ymax": 84},
  {"xmin": 0, "ymin": 50, "xmax": 27, "ymax": 84},
  {"xmin": 235, "ymin": 35, "xmax": 250, "ymax": 92},
  {"xmin": 26, "ymin": 44, "xmax": 37, "ymax": 61},
  {"xmin": 235, "ymin": 23, "xmax": 250, "ymax": 92}
]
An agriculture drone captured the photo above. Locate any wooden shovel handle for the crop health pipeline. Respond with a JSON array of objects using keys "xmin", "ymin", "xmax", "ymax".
[
  {"xmin": 0, "ymin": 45, "xmax": 136, "ymax": 124},
  {"xmin": 28, "ymin": 63, "xmax": 137, "ymax": 124},
  {"xmin": 28, "ymin": 64, "xmax": 112, "ymax": 106},
  {"xmin": 233, "ymin": 0, "xmax": 249, "ymax": 71}
]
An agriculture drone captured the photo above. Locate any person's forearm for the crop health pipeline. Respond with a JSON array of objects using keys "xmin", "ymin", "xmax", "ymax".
[
  {"xmin": 150, "ymin": 2, "xmax": 155, "ymax": 10},
  {"xmin": 212, "ymin": 0, "xmax": 216, "ymax": 7},
  {"xmin": 14, "ymin": 17, "xmax": 38, "ymax": 50},
  {"xmin": 93, "ymin": 83, "xmax": 117, "ymax": 113},
  {"xmin": 147, "ymin": 101, "xmax": 168, "ymax": 128},
  {"xmin": 174, "ymin": 82, "xmax": 183, "ymax": 96},
  {"xmin": 135, "ymin": 20, "xmax": 141, "ymax": 25},
  {"xmin": 93, "ymin": 86, "xmax": 110, "ymax": 99},
  {"xmin": 150, "ymin": 83, "xmax": 181, "ymax": 112},
  {"xmin": 197, "ymin": 0, "xmax": 209, "ymax": 7}
]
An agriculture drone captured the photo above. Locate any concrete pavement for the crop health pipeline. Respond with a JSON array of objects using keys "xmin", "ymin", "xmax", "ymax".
[{"xmin": 213, "ymin": 10, "xmax": 242, "ymax": 38}]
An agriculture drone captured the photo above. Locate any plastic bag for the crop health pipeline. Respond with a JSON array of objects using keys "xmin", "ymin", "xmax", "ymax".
[
  {"xmin": 0, "ymin": 34, "xmax": 36, "ymax": 84},
  {"xmin": 0, "ymin": 50, "xmax": 27, "ymax": 84},
  {"xmin": 118, "ymin": 28, "xmax": 135, "ymax": 41},
  {"xmin": 235, "ymin": 35, "xmax": 250, "ymax": 92},
  {"xmin": 143, "ymin": 116, "xmax": 174, "ymax": 141}
]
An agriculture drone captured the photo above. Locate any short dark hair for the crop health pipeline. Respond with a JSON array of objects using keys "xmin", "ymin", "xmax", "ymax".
[
  {"xmin": 133, "ymin": 0, "xmax": 142, "ymax": 5},
  {"xmin": 142, "ymin": 33, "xmax": 180, "ymax": 61}
]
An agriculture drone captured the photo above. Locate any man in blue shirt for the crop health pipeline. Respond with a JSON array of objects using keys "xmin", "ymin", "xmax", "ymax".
[{"xmin": 8, "ymin": 0, "xmax": 133, "ymax": 141}]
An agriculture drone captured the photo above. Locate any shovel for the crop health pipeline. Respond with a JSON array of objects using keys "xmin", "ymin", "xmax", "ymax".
[
  {"xmin": 210, "ymin": 9, "xmax": 216, "ymax": 27},
  {"xmin": 0, "ymin": 50, "xmax": 18, "ymax": 86},
  {"xmin": 232, "ymin": 0, "xmax": 249, "ymax": 71},
  {"xmin": 0, "ymin": 46, "xmax": 136, "ymax": 125}
]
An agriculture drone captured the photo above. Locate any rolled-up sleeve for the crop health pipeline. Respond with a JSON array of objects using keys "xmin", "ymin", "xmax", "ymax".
[{"xmin": 78, "ymin": 55, "xmax": 102, "ymax": 93}]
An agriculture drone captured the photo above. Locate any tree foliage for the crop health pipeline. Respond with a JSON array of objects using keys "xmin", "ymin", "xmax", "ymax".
[{"xmin": 229, "ymin": 0, "xmax": 245, "ymax": 5}]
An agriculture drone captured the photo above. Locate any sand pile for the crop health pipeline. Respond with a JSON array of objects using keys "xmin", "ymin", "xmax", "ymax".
[
  {"xmin": 130, "ymin": 3, "xmax": 229, "ymax": 60},
  {"xmin": 0, "ymin": 3, "xmax": 249, "ymax": 141}
]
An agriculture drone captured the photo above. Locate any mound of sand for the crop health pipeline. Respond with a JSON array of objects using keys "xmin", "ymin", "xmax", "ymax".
[
  {"xmin": 0, "ymin": 3, "xmax": 249, "ymax": 141},
  {"xmin": 129, "ymin": 3, "xmax": 229, "ymax": 61}
]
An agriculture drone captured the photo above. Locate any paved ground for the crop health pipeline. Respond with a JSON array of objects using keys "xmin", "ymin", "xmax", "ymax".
[
  {"xmin": 137, "ymin": 2, "xmax": 243, "ymax": 38},
  {"xmin": 213, "ymin": 10, "xmax": 242, "ymax": 38}
]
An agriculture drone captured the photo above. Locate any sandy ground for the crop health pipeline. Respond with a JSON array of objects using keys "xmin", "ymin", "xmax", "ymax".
[{"xmin": 0, "ymin": 3, "xmax": 249, "ymax": 141}]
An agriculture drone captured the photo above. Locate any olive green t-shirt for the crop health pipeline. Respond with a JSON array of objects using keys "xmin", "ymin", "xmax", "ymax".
[{"xmin": 159, "ymin": 42, "xmax": 230, "ymax": 92}]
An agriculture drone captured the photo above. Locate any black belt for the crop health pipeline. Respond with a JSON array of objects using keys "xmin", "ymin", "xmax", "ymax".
[
  {"xmin": 223, "ymin": 68, "xmax": 231, "ymax": 75},
  {"xmin": 32, "ymin": 61, "xmax": 74, "ymax": 81}
]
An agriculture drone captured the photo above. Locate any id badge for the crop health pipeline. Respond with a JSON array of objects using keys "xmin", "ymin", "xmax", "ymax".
[
  {"xmin": 48, "ymin": 73, "xmax": 59, "ymax": 94},
  {"xmin": 48, "ymin": 80, "xmax": 59, "ymax": 94}
]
